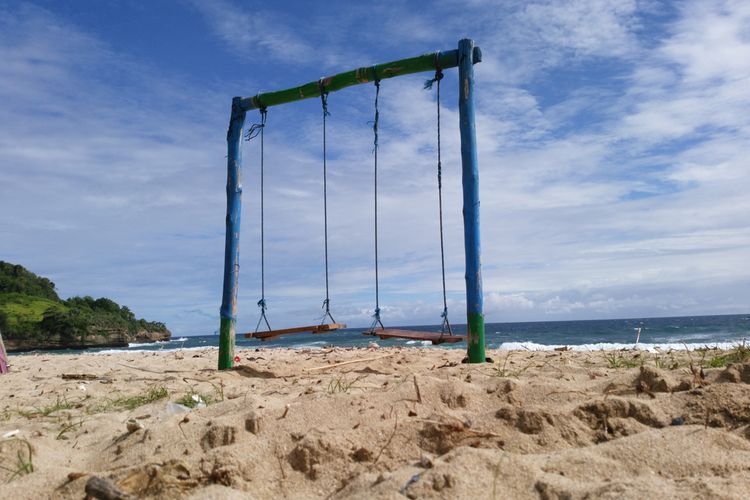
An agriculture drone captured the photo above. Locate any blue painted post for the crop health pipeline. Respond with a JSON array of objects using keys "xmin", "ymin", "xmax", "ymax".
[
  {"xmin": 458, "ymin": 38, "xmax": 486, "ymax": 363},
  {"xmin": 218, "ymin": 97, "xmax": 246, "ymax": 370}
]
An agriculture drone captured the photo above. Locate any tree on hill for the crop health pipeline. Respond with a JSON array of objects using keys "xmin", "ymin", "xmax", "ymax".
[
  {"xmin": 0, "ymin": 261, "xmax": 59, "ymax": 301},
  {"xmin": 40, "ymin": 307, "xmax": 89, "ymax": 344}
]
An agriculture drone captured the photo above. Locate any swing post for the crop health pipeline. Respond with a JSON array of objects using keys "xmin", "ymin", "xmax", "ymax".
[
  {"xmin": 458, "ymin": 39, "xmax": 486, "ymax": 363},
  {"xmin": 218, "ymin": 97, "xmax": 246, "ymax": 370}
]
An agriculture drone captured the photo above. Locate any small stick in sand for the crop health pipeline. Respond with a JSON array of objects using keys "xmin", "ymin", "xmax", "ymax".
[
  {"xmin": 413, "ymin": 375, "xmax": 422, "ymax": 403},
  {"xmin": 303, "ymin": 353, "xmax": 396, "ymax": 372},
  {"xmin": 374, "ymin": 414, "xmax": 399, "ymax": 464},
  {"xmin": 275, "ymin": 446, "xmax": 287, "ymax": 480},
  {"xmin": 61, "ymin": 374, "xmax": 98, "ymax": 380}
]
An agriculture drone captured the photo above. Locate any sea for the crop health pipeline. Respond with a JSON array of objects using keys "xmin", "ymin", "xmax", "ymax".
[{"xmin": 11, "ymin": 313, "xmax": 750, "ymax": 356}]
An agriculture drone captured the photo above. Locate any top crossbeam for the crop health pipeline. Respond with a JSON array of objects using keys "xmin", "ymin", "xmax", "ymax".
[{"xmin": 238, "ymin": 47, "xmax": 482, "ymax": 111}]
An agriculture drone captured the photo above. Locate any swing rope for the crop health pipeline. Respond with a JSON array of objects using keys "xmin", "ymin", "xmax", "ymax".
[
  {"xmin": 246, "ymin": 107, "xmax": 271, "ymax": 333},
  {"xmin": 319, "ymin": 79, "xmax": 336, "ymax": 325},
  {"xmin": 370, "ymin": 69, "xmax": 384, "ymax": 331},
  {"xmin": 426, "ymin": 55, "xmax": 453, "ymax": 336}
]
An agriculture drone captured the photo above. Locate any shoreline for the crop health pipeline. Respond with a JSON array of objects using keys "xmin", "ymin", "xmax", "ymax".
[
  {"xmin": 6, "ymin": 337, "xmax": 749, "ymax": 357},
  {"xmin": 2, "ymin": 347, "xmax": 749, "ymax": 498}
]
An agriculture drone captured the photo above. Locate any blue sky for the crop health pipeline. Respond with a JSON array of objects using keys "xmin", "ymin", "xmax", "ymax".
[{"xmin": 1, "ymin": 0, "xmax": 749, "ymax": 336}]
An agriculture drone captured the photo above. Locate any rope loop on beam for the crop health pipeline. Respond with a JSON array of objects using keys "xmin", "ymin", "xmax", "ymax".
[{"xmin": 424, "ymin": 51, "xmax": 444, "ymax": 89}]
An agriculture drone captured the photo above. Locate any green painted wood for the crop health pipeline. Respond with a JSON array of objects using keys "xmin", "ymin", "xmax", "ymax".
[
  {"xmin": 239, "ymin": 47, "xmax": 482, "ymax": 111},
  {"xmin": 218, "ymin": 316, "xmax": 235, "ymax": 370},
  {"xmin": 466, "ymin": 312, "xmax": 485, "ymax": 361}
]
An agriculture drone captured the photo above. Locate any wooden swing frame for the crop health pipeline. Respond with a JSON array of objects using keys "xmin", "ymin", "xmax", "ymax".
[{"xmin": 218, "ymin": 39, "xmax": 485, "ymax": 368}]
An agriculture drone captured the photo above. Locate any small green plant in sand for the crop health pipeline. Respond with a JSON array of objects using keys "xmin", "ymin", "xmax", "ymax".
[
  {"xmin": 175, "ymin": 392, "xmax": 205, "ymax": 408},
  {"xmin": 56, "ymin": 419, "xmax": 86, "ymax": 440},
  {"xmin": 18, "ymin": 396, "xmax": 80, "ymax": 419},
  {"xmin": 493, "ymin": 352, "xmax": 532, "ymax": 378},
  {"xmin": 327, "ymin": 374, "xmax": 365, "ymax": 394},
  {"xmin": 89, "ymin": 386, "xmax": 169, "ymax": 413},
  {"xmin": 705, "ymin": 341, "xmax": 750, "ymax": 368},
  {"xmin": 604, "ymin": 352, "xmax": 642, "ymax": 369},
  {"xmin": 113, "ymin": 386, "xmax": 169, "ymax": 411},
  {"xmin": 176, "ymin": 382, "xmax": 224, "ymax": 408},
  {"xmin": 652, "ymin": 352, "xmax": 680, "ymax": 370},
  {"xmin": 0, "ymin": 438, "xmax": 34, "ymax": 483}
]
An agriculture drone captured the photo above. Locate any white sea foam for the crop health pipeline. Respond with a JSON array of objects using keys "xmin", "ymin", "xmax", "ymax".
[
  {"xmin": 127, "ymin": 339, "xmax": 177, "ymax": 348},
  {"xmin": 94, "ymin": 346, "xmax": 216, "ymax": 355},
  {"xmin": 290, "ymin": 341, "xmax": 327, "ymax": 349},
  {"xmin": 125, "ymin": 342, "xmax": 158, "ymax": 348},
  {"xmin": 93, "ymin": 349, "xmax": 131, "ymax": 355},
  {"xmin": 405, "ymin": 340, "xmax": 434, "ymax": 346},
  {"xmin": 122, "ymin": 337, "xmax": 187, "ymax": 349},
  {"xmin": 495, "ymin": 341, "xmax": 745, "ymax": 352}
]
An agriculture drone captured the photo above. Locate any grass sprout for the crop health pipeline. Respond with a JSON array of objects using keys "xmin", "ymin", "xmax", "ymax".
[
  {"xmin": 493, "ymin": 352, "xmax": 532, "ymax": 378},
  {"xmin": 705, "ymin": 341, "xmax": 750, "ymax": 368},
  {"xmin": 327, "ymin": 375, "xmax": 365, "ymax": 394},
  {"xmin": 89, "ymin": 386, "xmax": 169, "ymax": 413},
  {"xmin": 56, "ymin": 419, "xmax": 86, "ymax": 440},
  {"xmin": 18, "ymin": 396, "xmax": 80, "ymax": 419},
  {"xmin": 175, "ymin": 381, "xmax": 224, "ymax": 408},
  {"xmin": 604, "ymin": 352, "xmax": 642, "ymax": 369},
  {"xmin": 0, "ymin": 438, "xmax": 34, "ymax": 483}
]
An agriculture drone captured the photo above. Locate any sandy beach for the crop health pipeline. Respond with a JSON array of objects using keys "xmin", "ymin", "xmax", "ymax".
[{"xmin": 1, "ymin": 346, "xmax": 750, "ymax": 499}]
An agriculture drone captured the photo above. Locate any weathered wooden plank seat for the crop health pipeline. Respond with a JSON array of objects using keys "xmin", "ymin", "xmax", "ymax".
[
  {"xmin": 363, "ymin": 329, "xmax": 465, "ymax": 345},
  {"xmin": 245, "ymin": 323, "xmax": 346, "ymax": 341}
]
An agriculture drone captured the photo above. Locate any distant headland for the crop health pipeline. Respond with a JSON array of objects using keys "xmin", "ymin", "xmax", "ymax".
[{"xmin": 0, "ymin": 261, "xmax": 170, "ymax": 352}]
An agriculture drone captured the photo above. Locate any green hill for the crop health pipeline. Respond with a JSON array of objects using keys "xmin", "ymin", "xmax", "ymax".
[
  {"xmin": 0, "ymin": 261, "xmax": 169, "ymax": 351},
  {"xmin": 0, "ymin": 292, "xmax": 66, "ymax": 331}
]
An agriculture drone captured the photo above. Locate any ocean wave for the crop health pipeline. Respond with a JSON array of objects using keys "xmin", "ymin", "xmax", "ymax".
[
  {"xmin": 171, "ymin": 337, "xmax": 189, "ymax": 342},
  {"xmin": 495, "ymin": 340, "xmax": 746, "ymax": 352}
]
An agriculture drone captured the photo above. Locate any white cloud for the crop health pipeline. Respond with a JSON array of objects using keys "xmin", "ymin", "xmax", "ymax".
[
  {"xmin": 486, "ymin": 292, "xmax": 535, "ymax": 312},
  {"xmin": 185, "ymin": 0, "xmax": 316, "ymax": 64},
  {"xmin": 517, "ymin": 0, "xmax": 641, "ymax": 58},
  {"xmin": 659, "ymin": 0, "xmax": 750, "ymax": 84}
]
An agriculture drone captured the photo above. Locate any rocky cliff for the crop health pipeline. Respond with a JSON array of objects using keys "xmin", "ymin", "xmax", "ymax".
[{"xmin": 3, "ymin": 328, "xmax": 171, "ymax": 353}]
